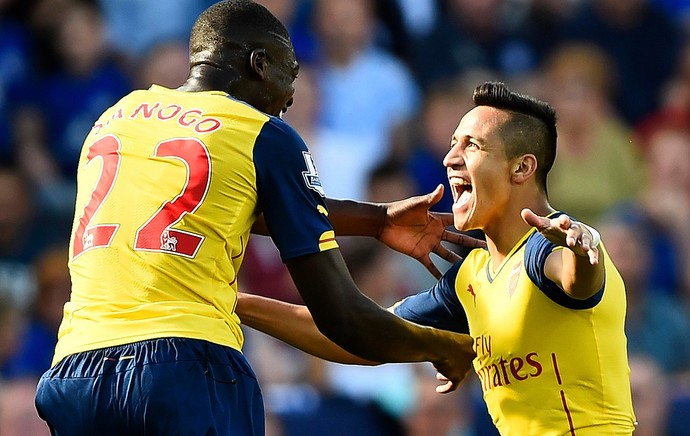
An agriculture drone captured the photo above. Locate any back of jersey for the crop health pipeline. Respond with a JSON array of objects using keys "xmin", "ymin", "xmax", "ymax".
[{"xmin": 54, "ymin": 85, "xmax": 270, "ymax": 364}]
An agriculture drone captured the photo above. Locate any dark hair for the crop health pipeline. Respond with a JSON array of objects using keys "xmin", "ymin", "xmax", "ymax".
[
  {"xmin": 473, "ymin": 82, "xmax": 557, "ymax": 192},
  {"xmin": 189, "ymin": 0, "xmax": 291, "ymax": 67}
]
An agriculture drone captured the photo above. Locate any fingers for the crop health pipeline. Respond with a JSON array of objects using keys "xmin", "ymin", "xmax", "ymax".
[
  {"xmin": 425, "ymin": 184, "xmax": 444, "ymax": 208},
  {"xmin": 566, "ymin": 223, "xmax": 600, "ymax": 264},
  {"xmin": 521, "ymin": 208, "xmax": 549, "ymax": 230},
  {"xmin": 419, "ymin": 255, "xmax": 443, "ymax": 279},
  {"xmin": 587, "ymin": 245, "xmax": 600, "ymax": 265},
  {"xmin": 432, "ymin": 211, "xmax": 455, "ymax": 228},
  {"xmin": 565, "ymin": 224, "xmax": 579, "ymax": 248},
  {"xmin": 441, "ymin": 229, "xmax": 487, "ymax": 249},
  {"xmin": 435, "ymin": 372, "xmax": 457, "ymax": 394},
  {"xmin": 433, "ymin": 244, "xmax": 462, "ymax": 264},
  {"xmin": 556, "ymin": 214, "xmax": 573, "ymax": 232}
]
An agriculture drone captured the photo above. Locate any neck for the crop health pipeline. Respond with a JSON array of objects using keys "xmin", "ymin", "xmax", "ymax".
[
  {"xmin": 177, "ymin": 64, "xmax": 235, "ymax": 93},
  {"xmin": 484, "ymin": 195, "xmax": 553, "ymax": 266}
]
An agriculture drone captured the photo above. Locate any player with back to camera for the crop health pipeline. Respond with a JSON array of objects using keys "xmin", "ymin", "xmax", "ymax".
[
  {"xmin": 237, "ymin": 82, "xmax": 638, "ymax": 435},
  {"xmin": 33, "ymin": 1, "xmax": 482, "ymax": 435}
]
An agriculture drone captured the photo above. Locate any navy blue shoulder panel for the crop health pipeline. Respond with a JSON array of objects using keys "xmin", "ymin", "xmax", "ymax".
[
  {"xmin": 253, "ymin": 116, "xmax": 333, "ymax": 261},
  {"xmin": 394, "ymin": 262, "xmax": 469, "ymax": 334},
  {"xmin": 524, "ymin": 231, "xmax": 603, "ymax": 310}
]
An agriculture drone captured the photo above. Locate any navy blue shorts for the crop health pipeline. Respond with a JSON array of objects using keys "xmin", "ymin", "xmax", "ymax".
[{"xmin": 35, "ymin": 337, "xmax": 265, "ymax": 435}]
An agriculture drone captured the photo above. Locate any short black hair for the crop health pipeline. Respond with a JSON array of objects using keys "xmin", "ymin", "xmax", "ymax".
[
  {"xmin": 473, "ymin": 82, "xmax": 557, "ymax": 192},
  {"xmin": 189, "ymin": 0, "xmax": 291, "ymax": 67}
]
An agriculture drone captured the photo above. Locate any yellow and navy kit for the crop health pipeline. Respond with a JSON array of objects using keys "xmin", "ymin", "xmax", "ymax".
[
  {"xmin": 53, "ymin": 85, "xmax": 337, "ymax": 365},
  {"xmin": 394, "ymin": 222, "xmax": 636, "ymax": 435}
]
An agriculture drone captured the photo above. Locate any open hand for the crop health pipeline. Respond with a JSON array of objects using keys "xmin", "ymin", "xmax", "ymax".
[
  {"xmin": 521, "ymin": 209, "xmax": 600, "ymax": 265},
  {"xmin": 379, "ymin": 185, "xmax": 486, "ymax": 278}
]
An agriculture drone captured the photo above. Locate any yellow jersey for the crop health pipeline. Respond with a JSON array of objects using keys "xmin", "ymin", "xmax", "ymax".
[
  {"xmin": 395, "ymin": 226, "xmax": 636, "ymax": 435},
  {"xmin": 53, "ymin": 85, "xmax": 337, "ymax": 365}
]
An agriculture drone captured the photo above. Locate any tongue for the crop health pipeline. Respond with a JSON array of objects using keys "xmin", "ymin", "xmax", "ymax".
[{"xmin": 457, "ymin": 189, "xmax": 472, "ymax": 206}]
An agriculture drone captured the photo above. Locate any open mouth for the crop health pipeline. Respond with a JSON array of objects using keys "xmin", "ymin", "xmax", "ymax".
[{"xmin": 450, "ymin": 177, "xmax": 473, "ymax": 206}]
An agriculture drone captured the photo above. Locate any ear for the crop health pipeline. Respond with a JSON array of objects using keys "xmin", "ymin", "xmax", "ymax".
[
  {"xmin": 249, "ymin": 48, "xmax": 268, "ymax": 79},
  {"xmin": 510, "ymin": 154, "xmax": 538, "ymax": 184}
]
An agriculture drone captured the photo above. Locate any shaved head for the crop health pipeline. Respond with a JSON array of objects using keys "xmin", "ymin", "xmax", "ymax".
[{"xmin": 189, "ymin": 0, "xmax": 291, "ymax": 68}]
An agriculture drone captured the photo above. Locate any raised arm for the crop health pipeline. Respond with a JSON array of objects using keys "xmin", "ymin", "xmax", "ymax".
[
  {"xmin": 252, "ymin": 185, "xmax": 486, "ymax": 279},
  {"xmin": 237, "ymin": 292, "xmax": 377, "ymax": 365},
  {"xmin": 521, "ymin": 209, "xmax": 605, "ymax": 300}
]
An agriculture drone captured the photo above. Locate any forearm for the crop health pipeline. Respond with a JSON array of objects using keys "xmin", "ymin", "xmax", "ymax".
[
  {"xmin": 287, "ymin": 251, "xmax": 457, "ymax": 363},
  {"xmin": 339, "ymin": 297, "xmax": 458, "ymax": 363},
  {"xmin": 236, "ymin": 292, "xmax": 376, "ymax": 365},
  {"xmin": 324, "ymin": 198, "xmax": 386, "ymax": 237},
  {"xmin": 559, "ymin": 249, "xmax": 605, "ymax": 299},
  {"xmin": 251, "ymin": 198, "xmax": 385, "ymax": 237}
]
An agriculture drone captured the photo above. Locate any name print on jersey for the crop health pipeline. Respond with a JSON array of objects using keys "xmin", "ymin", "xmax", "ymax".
[{"xmin": 91, "ymin": 102, "xmax": 223, "ymax": 135}]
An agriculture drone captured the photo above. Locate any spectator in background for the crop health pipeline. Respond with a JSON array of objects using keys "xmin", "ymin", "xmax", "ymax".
[
  {"xmin": 2, "ymin": 246, "xmax": 70, "ymax": 379},
  {"xmin": 598, "ymin": 205, "xmax": 690, "ymax": 375},
  {"xmin": 0, "ymin": 0, "xmax": 32, "ymax": 162},
  {"xmin": 393, "ymin": 0, "xmax": 439, "ymax": 41},
  {"xmin": 639, "ymin": 126, "xmax": 690, "ymax": 319},
  {"xmin": 409, "ymin": 0, "xmax": 539, "ymax": 89},
  {"xmin": 512, "ymin": 0, "xmax": 580, "ymax": 64},
  {"xmin": 542, "ymin": 42, "xmax": 644, "ymax": 225},
  {"xmin": 636, "ymin": 39, "xmax": 690, "ymax": 147},
  {"xmin": 135, "ymin": 40, "xmax": 189, "ymax": 90},
  {"xmin": 562, "ymin": 0, "xmax": 682, "ymax": 124},
  {"xmin": 628, "ymin": 355, "xmax": 672, "ymax": 436},
  {"xmin": 638, "ymin": 126, "xmax": 690, "ymax": 294},
  {"xmin": 98, "ymin": 0, "xmax": 215, "ymax": 62},
  {"xmin": 255, "ymin": 0, "xmax": 317, "ymax": 63},
  {"xmin": 0, "ymin": 164, "xmax": 66, "ymax": 311},
  {"xmin": 309, "ymin": 0, "xmax": 420, "ymax": 200},
  {"xmin": 13, "ymin": 0, "xmax": 131, "ymax": 218},
  {"xmin": 0, "ymin": 293, "xmax": 25, "ymax": 377}
]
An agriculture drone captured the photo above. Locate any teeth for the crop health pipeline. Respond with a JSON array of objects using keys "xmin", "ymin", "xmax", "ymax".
[{"xmin": 449, "ymin": 177, "xmax": 471, "ymax": 186}]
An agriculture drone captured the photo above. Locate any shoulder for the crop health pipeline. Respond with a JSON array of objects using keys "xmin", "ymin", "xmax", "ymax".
[{"xmin": 255, "ymin": 116, "xmax": 307, "ymax": 149}]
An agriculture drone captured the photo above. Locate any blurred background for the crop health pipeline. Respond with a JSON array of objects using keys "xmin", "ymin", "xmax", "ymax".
[{"xmin": 1, "ymin": 0, "xmax": 690, "ymax": 434}]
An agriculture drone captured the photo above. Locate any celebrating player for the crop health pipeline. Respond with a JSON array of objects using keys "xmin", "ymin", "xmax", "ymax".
[{"xmin": 236, "ymin": 82, "xmax": 637, "ymax": 435}]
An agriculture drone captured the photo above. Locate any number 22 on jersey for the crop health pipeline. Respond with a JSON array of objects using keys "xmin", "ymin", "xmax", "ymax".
[{"xmin": 72, "ymin": 134, "xmax": 211, "ymax": 260}]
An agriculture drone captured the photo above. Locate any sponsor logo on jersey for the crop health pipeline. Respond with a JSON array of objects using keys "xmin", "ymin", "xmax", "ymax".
[{"xmin": 467, "ymin": 283, "xmax": 477, "ymax": 307}]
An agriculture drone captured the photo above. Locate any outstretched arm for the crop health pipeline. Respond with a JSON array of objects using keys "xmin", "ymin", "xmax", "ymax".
[
  {"xmin": 237, "ymin": 292, "xmax": 377, "ymax": 365},
  {"xmin": 521, "ymin": 209, "xmax": 605, "ymax": 300},
  {"xmin": 284, "ymin": 249, "xmax": 474, "ymax": 393},
  {"xmin": 252, "ymin": 185, "xmax": 486, "ymax": 279}
]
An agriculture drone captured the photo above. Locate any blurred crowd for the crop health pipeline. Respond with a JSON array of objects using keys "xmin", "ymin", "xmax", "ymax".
[{"xmin": 2, "ymin": 0, "xmax": 690, "ymax": 434}]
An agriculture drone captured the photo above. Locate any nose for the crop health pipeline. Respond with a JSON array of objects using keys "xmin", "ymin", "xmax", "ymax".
[{"xmin": 443, "ymin": 146, "xmax": 464, "ymax": 169}]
